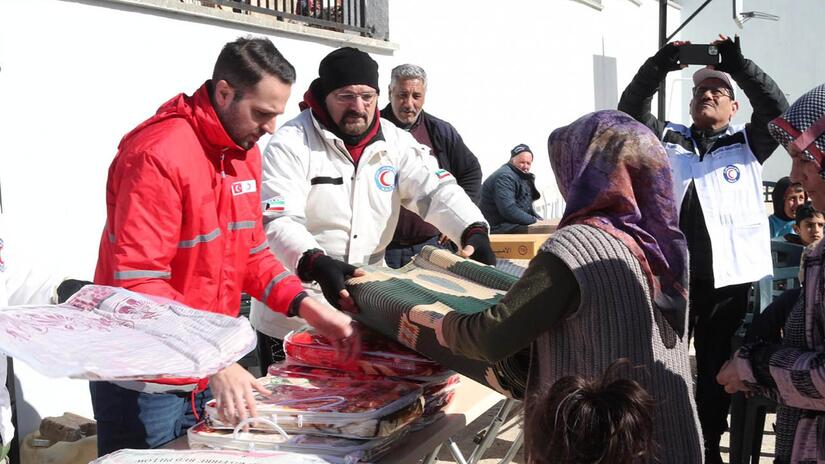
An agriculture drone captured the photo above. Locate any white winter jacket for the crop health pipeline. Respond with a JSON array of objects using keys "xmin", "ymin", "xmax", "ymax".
[{"xmin": 250, "ymin": 110, "xmax": 486, "ymax": 338}]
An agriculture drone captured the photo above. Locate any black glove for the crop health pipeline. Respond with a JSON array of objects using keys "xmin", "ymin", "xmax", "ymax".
[
  {"xmin": 461, "ymin": 223, "xmax": 496, "ymax": 266},
  {"xmin": 56, "ymin": 279, "xmax": 92, "ymax": 304},
  {"xmin": 715, "ymin": 35, "xmax": 745, "ymax": 74},
  {"xmin": 297, "ymin": 249, "xmax": 358, "ymax": 309},
  {"xmin": 652, "ymin": 43, "xmax": 682, "ymax": 72}
]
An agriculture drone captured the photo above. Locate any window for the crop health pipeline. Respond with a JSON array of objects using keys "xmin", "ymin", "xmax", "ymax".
[{"xmin": 99, "ymin": 0, "xmax": 395, "ymax": 50}]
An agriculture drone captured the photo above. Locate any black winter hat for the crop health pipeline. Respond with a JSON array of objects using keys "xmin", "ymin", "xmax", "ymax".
[
  {"xmin": 318, "ymin": 47, "xmax": 379, "ymax": 98},
  {"xmin": 510, "ymin": 143, "xmax": 532, "ymax": 158}
]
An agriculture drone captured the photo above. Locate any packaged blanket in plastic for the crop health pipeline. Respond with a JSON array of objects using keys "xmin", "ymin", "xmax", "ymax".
[
  {"xmin": 266, "ymin": 363, "xmax": 459, "ymax": 426},
  {"xmin": 205, "ymin": 374, "xmax": 423, "ymax": 439},
  {"xmin": 345, "ymin": 246, "xmax": 529, "ymax": 398},
  {"xmin": 283, "ymin": 326, "xmax": 449, "ymax": 380},
  {"xmin": 91, "ymin": 449, "xmax": 332, "ymax": 464},
  {"xmin": 188, "ymin": 420, "xmax": 407, "ymax": 463},
  {"xmin": 414, "ymin": 373, "xmax": 461, "ymax": 429},
  {"xmin": 0, "ymin": 285, "xmax": 255, "ymax": 380}
]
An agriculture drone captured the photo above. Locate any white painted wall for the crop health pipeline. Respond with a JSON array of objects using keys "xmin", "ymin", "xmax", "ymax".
[
  {"xmin": 678, "ymin": 0, "xmax": 825, "ymax": 181},
  {"xmin": 386, "ymin": 0, "xmax": 685, "ymax": 198},
  {"xmin": 0, "ymin": 0, "xmax": 681, "ymax": 440}
]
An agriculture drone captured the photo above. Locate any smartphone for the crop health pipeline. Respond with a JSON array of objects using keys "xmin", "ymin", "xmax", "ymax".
[{"xmin": 678, "ymin": 44, "xmax": 720, "ymax": 66}]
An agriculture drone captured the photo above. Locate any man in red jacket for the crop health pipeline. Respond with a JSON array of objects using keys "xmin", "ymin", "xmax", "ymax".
[{"xmin": 92, "ymin": 37, "xmax": 356, "ymax": 456}]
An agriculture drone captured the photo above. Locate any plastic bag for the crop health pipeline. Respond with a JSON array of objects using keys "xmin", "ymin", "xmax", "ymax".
[{"xmin": 0, "ymin": 285, "xmax": 256, "ymax": 380}]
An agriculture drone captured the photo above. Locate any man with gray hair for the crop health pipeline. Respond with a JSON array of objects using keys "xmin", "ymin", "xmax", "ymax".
[{"xmin": 380, "ymin": 64, "xmax": 482, "ymax": 268}]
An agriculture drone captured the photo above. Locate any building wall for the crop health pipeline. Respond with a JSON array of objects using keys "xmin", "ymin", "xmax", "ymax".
[
  {"xmin": 0, "ymin": 0, "xmax": 680, "ymax": 440},
  {"xmin": 387, "ymin": 0, "xmax": 685, "ymax": 201},
  {"xmin": 678, "ymin": 0, "xmax": 825, "ymax": 181}
]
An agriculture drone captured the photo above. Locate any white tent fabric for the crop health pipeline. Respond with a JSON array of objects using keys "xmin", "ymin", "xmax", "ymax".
[{"xmin": 0, "ymin": 285, "xmax": 256, "ymax": 380}]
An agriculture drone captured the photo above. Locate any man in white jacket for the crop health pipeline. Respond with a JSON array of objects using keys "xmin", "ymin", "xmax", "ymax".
[
  {"xmin": 0, "ymin": 211, "xmax": 87, "ymax": 463},
  {"xmin": 250, "ymin": 47, "xmax": 495, "ymax": 365}
]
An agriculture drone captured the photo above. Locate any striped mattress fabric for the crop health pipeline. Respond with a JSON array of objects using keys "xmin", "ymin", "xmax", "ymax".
[{"xmin": 346, "ymin": 246, "xmax": 528, "ymax": 398}]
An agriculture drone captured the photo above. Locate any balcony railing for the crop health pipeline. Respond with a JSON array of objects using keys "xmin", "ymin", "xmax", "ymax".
[{"xmin": 182, "ymin": 0, "xmax": 378, "ymax": 38}]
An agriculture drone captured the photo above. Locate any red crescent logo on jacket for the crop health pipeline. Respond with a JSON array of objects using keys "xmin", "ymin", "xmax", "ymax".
[
  {"xmin": 374, "ymin": 166, "xmax": 397, "ymax": 192},
  {"xmin": 232, "ymin": 180, "xmax": 257, "ymax": 196}
]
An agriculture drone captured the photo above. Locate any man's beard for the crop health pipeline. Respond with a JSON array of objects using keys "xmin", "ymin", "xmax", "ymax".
[
  {"xmin": 217, "ymin": 103, "xmax": 259, "ymax": 149},
  {"xmin": 338, "ymin": 110, "xmax": 369, "ymax": 136}
]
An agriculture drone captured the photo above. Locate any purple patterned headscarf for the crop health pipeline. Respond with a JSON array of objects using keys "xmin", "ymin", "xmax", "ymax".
[{"xmin": 548, "ymin": 110, "xmax": 689, "ymax": 337}]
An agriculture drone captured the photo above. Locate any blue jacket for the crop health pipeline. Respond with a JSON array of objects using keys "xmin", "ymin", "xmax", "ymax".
[
  {"xmin": 480, "ymin": 163, "xmax": 541, "ymax": 233},
  {"xmin": 769, "ymin": 214, "xmax": 795, "ymax": 238}
]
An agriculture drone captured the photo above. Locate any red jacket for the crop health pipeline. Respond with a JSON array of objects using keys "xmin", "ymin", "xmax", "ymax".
[{"xmin": 95, "ymin": 82, "xmax": 304, "ymax": 349}]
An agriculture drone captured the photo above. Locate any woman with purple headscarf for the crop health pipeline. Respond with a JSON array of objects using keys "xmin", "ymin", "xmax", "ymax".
[
  {"xmin": 436, "ymin": 110, "xmax": 702, "ymax": 463},
  {"xmin": 718, "ymin": 83, "xmax": 825, "ymax": 463}
]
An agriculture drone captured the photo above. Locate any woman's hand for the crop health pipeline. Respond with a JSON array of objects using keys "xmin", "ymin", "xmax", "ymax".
[{"xmin": 716, "ymin": 359, "xmax": 751, "ymax": 395}]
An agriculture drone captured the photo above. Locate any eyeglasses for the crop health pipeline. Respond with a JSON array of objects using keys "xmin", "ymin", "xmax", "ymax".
[
  {"xmin": 331, "ymin": 92, "xmax": 378, "ymax": 105},
  {"xmin": 692, "ymin": 86, "xmax": 732, "ymax": 99}
]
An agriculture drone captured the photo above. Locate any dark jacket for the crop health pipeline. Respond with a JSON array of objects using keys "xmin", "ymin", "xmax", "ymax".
[
  {"xmin": 381, "ymin": 106, "xmax": 483, "ymax": 243},
  {"xmin": 479, "ymin": 163, "xmax": 541, "ymax": 234},
  {"xmin": 618, "ymin": 57, "xmax": 788, "ymax": 280}
]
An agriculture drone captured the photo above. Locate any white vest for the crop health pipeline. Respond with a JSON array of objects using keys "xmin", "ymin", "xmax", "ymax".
[{"xmin": 663, "ymin": 122, "xmax": 772, "ymax": 288}]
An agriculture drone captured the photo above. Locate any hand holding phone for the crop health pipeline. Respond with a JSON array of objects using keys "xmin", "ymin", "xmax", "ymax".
[{"xmin": 678, "ymin": 44, "xmax": 720, "ymax": 66}]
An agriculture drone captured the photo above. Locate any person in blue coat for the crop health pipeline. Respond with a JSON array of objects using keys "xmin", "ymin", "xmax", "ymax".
[{"xmin": 480, "ymin": 144, "xmax": 542, "ymax": 234}]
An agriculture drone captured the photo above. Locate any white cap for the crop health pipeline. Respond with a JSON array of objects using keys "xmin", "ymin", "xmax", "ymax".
[{"xmin": 692, "ymin": 67, "xmax": 735, "ymax": 98}]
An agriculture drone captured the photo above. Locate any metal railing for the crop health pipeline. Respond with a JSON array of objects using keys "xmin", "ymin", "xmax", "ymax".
[{"xmin": 183, "ymin": 0, "xmax": 374, "ymax": 37}]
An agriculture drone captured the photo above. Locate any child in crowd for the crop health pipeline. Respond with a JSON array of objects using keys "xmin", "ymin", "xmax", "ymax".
[
  {"xmin": 769, "ymin": 177, "xmax": 807, "ymax": 238},
  {"xmin": 785, "ymin": 202, "xmax": 825, "ymax": 246},
  {"xmin": 526, "ymin": 360, "xmax": 657, "ymax": 464}
]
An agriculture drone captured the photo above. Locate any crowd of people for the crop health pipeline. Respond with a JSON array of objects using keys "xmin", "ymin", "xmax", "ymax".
[{"xmin": 3, "ymin": 31, "xmax": 825, "ymax": 464}]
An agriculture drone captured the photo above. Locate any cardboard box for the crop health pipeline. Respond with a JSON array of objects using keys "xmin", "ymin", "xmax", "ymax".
[
  {"xmin": 490, "ymin": 233, "xmax": 551, "ymax": 259},
  {"xmin": 527, "ymin": 218, "xmax": 560, "ymax": 234}
]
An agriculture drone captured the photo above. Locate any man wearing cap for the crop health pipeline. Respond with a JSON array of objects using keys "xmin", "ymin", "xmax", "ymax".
[
  {"xmin": 379, "ymin": 63, "xmax": 483, "ymax": 268},
  {"xmin": 249, "ymin": 47, "xmax": 495, "ymax": 361},
  {"xmin": 479, "ymin": 144, "xmax": 542, "ymax": 234},
  {"xmin": 618, "ymin": 34, "xmax": 788, "ymax": 463}
]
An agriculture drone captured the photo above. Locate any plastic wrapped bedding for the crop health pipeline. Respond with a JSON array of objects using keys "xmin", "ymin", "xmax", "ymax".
[
  {"xmin": 92, "ymin": 449, "xmax": 332, "ymax": 464},
  {"xmin": 266, "ymin": 363, "xmax": 459, "ymax": 426},
  {"xmin": 188, "ymin": 421, "xmax": 408, "ymax": 463},
  {"xmin": 0, "ymin": 285, "xmax": 255, "ymax": 380},
  {"xmin": 205, "ymin": 375, "xmax": 423, "ymax": 439},
  {"xmin": 283, "ymin": 326, "xmax": 449, "ymax": 380}
]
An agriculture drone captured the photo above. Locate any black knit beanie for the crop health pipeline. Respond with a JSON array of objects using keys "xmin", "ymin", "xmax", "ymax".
[
  {"xmin": 510, "ymin": 143, "xmax": 532, "ymax": 158},
  {"xmin": 318, "ymin": 47, "xmax": 379, "ymax": 98}
]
